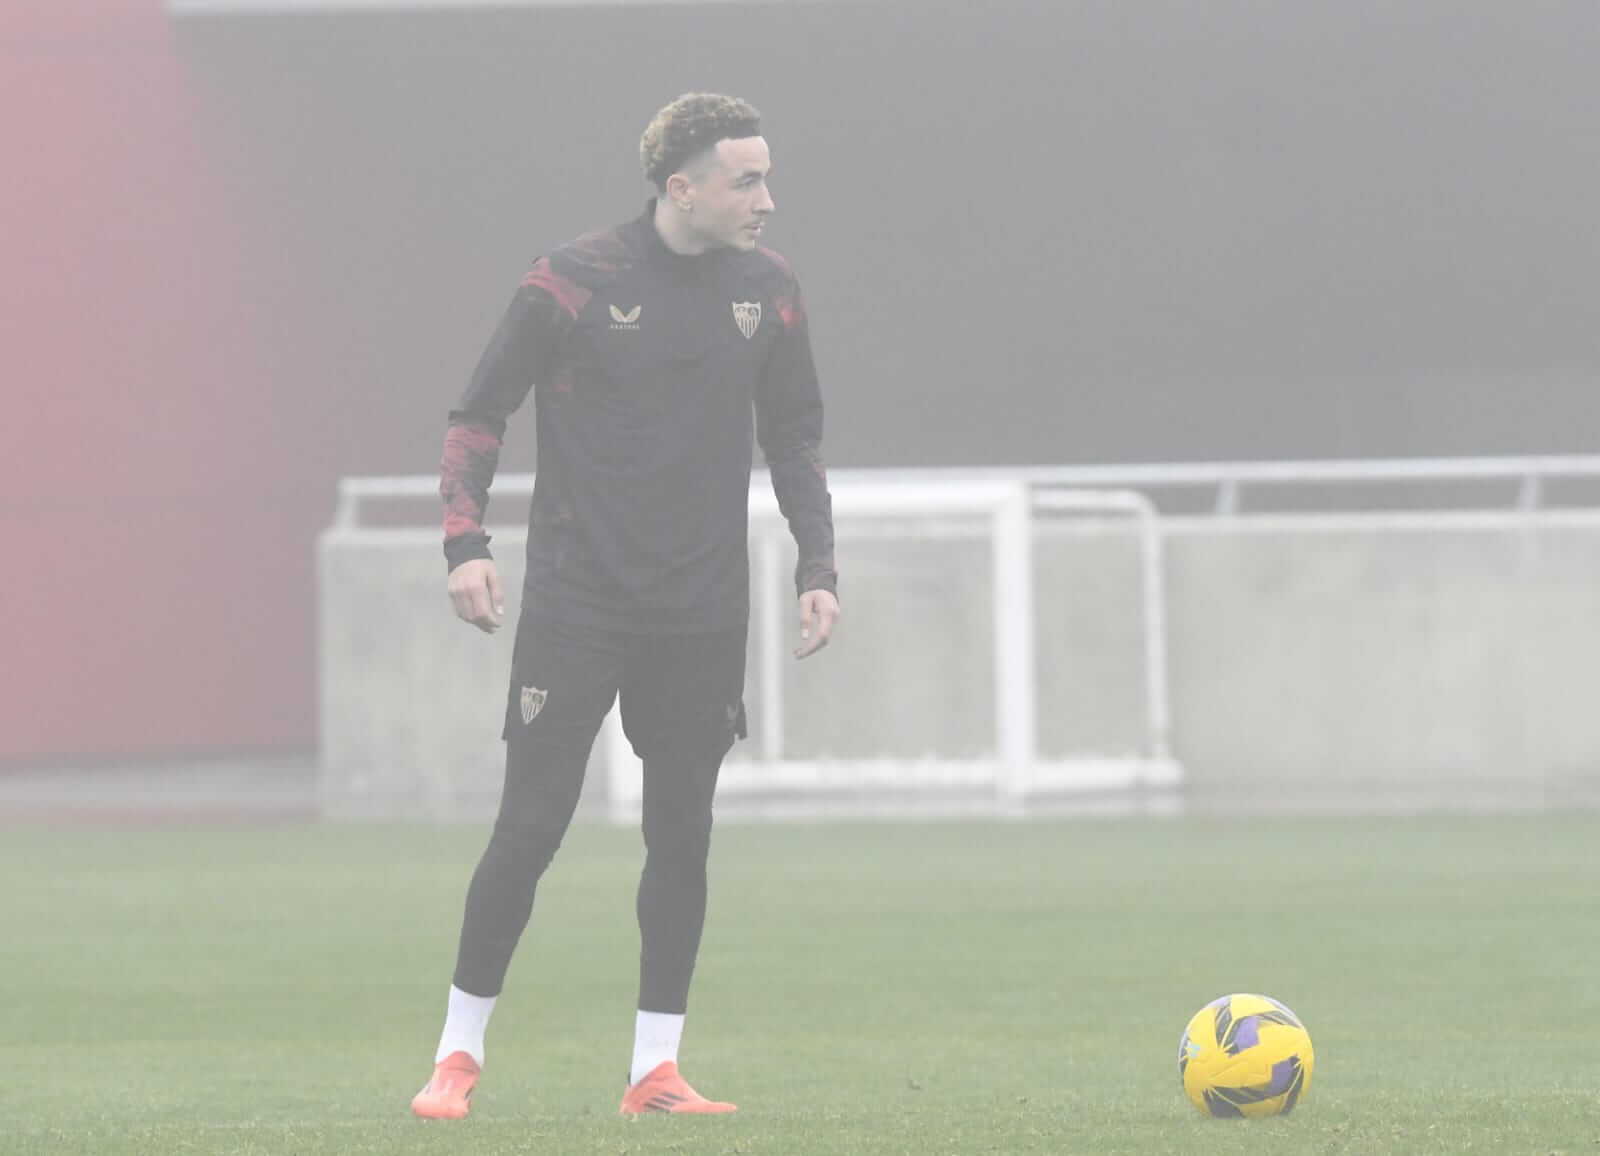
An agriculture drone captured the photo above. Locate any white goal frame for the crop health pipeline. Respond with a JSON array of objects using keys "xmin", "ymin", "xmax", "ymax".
[
  {"xmin": 600, "ymin": 477, "xmax": 1182, "ymax": 818},
  {"xmin": 327, "ymin": 470, "xmax": 1183, "ymax": 819}
]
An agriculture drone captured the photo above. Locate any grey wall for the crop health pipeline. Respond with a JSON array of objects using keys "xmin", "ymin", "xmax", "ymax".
[{"xmin": 176, "ymin": 0, "xmax": 1599, "ymax": 479}]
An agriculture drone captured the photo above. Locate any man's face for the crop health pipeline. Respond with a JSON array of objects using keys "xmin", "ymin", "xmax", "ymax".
[{"xmin": 684, "ymin": 136, "xmax": 775, "ymax": 251}]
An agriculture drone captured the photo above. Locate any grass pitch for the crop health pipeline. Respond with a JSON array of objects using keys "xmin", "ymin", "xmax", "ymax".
[{"xmin": 3, "ymin": 814, "xmax": 1598, "ymax": 1154}]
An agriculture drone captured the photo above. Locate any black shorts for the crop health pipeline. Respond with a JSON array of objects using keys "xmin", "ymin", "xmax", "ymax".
[{"xmin": 501, "ymin": 614, "xmax": 747, "ymax": 758}]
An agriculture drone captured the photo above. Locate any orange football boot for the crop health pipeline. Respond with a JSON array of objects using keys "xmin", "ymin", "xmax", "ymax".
[
  {"xmin": 619, "ymin": 1061, "xmax": 737, "ymax": 1115},
  {"xmin": 411, "ymin": 1050, "xmax": 480, "ymax": 1119}
]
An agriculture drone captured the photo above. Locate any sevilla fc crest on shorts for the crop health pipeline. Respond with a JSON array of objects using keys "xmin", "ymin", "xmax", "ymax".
[
  {"xmin": 520, "ymin": 686, "xmax": 548, "ymax": 725},
  {"xmin": 732, "ymin": 301, "xmax": 761, "ymax": 340}
]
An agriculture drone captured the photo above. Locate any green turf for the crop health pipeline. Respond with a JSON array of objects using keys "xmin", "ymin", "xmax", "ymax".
[{"xmin": 2, "ymin": 814, "xmax": 1597, "ymax": 1154}]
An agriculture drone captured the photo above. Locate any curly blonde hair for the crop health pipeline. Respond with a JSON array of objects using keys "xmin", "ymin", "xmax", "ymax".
[{"xmin": 640, "ymin": 93, "xmax": 762, "ymax": 191}]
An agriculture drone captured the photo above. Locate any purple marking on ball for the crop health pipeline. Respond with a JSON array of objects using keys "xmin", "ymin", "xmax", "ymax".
[
  {"xmin": 1266, "ymin": 1058, "xmax": 1298, "ymax": 1096},
  {"xmin": 1233, "ymin": 1016, "xmax": 1260, "ymax": 1050},
  {"xmin": 1207, "ymin": 995, "xmax": 1230, "ymax": 1010}
]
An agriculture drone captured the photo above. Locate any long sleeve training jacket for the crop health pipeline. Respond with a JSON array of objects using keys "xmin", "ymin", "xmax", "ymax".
[{"xmin": 440, "ymin": 199, "xmax": 837, "ymax": 634}]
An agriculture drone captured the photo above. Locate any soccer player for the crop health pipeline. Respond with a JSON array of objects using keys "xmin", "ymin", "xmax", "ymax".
[{"xmin": 411, "ymin": 93, "xmax": 839, "ymax": 1119}]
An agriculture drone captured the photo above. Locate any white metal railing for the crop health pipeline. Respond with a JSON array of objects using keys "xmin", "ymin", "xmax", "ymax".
[
  {"xmin": 325, "ymin": 456, "xmax": 1600, "ymax": 817},
  {"xmin": 332, "ymin": 455, "xmax": 1600, "ymax": 529}
]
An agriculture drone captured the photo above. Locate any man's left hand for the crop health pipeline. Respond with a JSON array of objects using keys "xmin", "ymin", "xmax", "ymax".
[{"xmin": 795, "ymin": 589, "xmax": 840, "ymax": 659}]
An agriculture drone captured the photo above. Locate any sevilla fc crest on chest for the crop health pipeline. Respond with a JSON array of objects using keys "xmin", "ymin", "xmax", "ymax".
[
  {"xmin": 732, "ymin": 301, "xmax": 762, "ymax": 340},
  {"xmin": 520, "ymin": 686, "xmax": 548, "ymax": 725}
]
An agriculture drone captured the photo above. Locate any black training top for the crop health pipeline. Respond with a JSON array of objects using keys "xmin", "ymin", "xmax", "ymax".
[{"xmin": 440, "ymin": 200, "xmax": 837, "ymax": 634}]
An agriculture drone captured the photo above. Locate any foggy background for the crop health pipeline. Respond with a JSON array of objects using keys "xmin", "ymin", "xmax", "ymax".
[{"xmin": 3, "ymin": 0, "xmax": 1597, "ymax": 772}]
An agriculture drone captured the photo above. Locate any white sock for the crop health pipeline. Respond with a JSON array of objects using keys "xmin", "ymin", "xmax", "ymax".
[
  {"xmin": 630, "ymin": 1010, "xmax": 685, "ymax": 1085},
  {"xmin": 434, "ymin": 985, "xmax": 497, "ymax": 1067}
]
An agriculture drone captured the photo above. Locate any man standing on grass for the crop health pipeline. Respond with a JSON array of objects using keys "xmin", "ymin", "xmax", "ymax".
[{"xmin": 411, "ymin": 93, "xmax": 839, "ymax": 1119}]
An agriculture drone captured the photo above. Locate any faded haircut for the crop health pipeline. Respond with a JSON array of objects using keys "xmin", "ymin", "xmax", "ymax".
[{"xmin": 640, "ymin": 93, "xmax": 762, "ymax": 191}]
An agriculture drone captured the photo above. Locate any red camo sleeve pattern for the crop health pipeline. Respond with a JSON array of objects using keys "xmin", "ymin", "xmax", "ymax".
[
  {"xmin": 755, "ymin": 257, "xmax": 838, "ymax": 598},
  {"xmin": 440, "ymin": 258, "xmax": 591, "ymax": 570},
  {"xmin": 440, "ymin": 421, "xmax": 502, "ymax": 569}
]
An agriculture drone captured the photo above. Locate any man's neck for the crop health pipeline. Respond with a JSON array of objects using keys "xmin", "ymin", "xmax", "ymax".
[{"xmin": 652, "ymin": 199, "xmax": 711, "ymax": 256}]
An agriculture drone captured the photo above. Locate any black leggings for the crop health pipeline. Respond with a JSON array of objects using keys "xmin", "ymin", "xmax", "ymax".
[{"xmin": 452, "ymin": 616, "xmax": 746, "ymax": 1014}]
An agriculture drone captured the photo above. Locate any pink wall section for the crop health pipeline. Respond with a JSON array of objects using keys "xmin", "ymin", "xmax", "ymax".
[{"xmin": 2, "ymin": 2, "xmax": 319, "ymax": 762}]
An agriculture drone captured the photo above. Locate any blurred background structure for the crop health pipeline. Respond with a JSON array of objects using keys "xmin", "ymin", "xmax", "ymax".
[{"xmin": 4, "ymin": 0, "xmax": 1598, "ymax": 814}]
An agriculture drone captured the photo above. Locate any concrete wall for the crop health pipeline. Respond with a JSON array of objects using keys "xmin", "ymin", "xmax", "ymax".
[
  {"xmin": 1164, "ymin": 516, "xmax": 1600, "ymax": 810},
  {"xmin": 319, "ymin": 511, "xmax": 1600, "ymax": 817},
  {"xmin": 320, "ymin": 529, "xmax": 526, "ymax": 818}
]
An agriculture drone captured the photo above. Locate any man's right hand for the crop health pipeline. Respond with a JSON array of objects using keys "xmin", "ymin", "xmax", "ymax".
[{"xmin": 447, "ymin": 558, "xmax": 504, "ymax": 633}]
